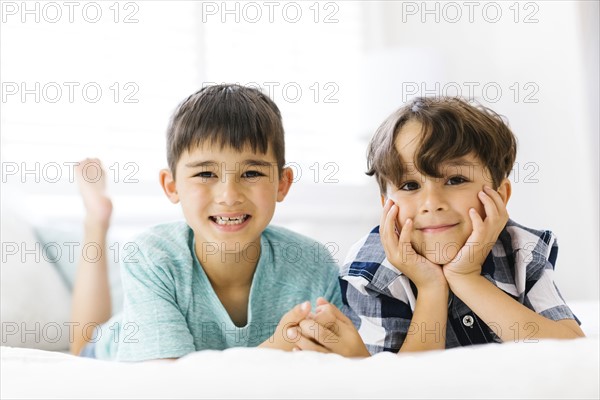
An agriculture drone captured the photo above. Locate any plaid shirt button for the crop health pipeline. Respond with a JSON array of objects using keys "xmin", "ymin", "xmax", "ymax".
[{"xmin": 462, "ymin": 315, "xmax": 474, "ymax": 327}]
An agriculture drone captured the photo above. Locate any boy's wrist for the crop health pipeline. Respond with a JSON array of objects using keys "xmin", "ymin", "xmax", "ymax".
[
  {"xmin": 444, "ymin": 270, "xmax": 484, "ymax": 290},
  {"xmin": 416, "ymin": 283, "xmax": 449, "ymax": 302},
  {"xmin": 416, "ymin": 279, "xmax": 449, "ymax": 296},
  {"xmin": 84, "ymin": 217, "xmax": 110, "ymax": 235}
]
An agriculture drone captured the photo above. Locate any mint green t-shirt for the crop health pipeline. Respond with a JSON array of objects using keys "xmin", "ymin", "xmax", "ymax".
[{"xmin": 94, "ymin": 222, "xmax": 342, "ymax": 361}]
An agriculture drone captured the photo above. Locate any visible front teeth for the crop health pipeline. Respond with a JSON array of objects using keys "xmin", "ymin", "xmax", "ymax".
[{"xmin": 212, "ymin": 215, "xmax": 249, "ymax": 225}]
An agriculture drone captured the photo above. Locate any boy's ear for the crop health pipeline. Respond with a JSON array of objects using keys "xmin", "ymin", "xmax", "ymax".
[
  {"xmin": 277, "ymin": 167, "xmax": 294, "ymax": 202},
  {"xmin": 159, "ymin": 168, "xmax": 180, "ymax": 204},
  {"xmin": 496, "ymin": 178, "xmax": 512, "ymax": 205}
]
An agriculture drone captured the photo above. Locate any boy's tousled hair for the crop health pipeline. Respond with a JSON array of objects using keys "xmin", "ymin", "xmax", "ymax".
[
  {"xmin": 367, "ymin": 97, "xmax": 517, "ymax": 195},
  {"xmin": 166, "ymin": 84, "xmax": 285, "ymax": 179}
]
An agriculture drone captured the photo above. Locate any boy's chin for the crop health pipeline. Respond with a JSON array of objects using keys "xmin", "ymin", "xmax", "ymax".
[
  {"xmin": 421, "ymin": 254, "xmax": 456, "ymax": 265},
  {"xmin": 412, "ymin": 241, "xmax": 462, "ymax": 265}
]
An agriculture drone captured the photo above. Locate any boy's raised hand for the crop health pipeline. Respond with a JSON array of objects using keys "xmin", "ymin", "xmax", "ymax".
[
  {"xmin": 259, "ymin": 301, "xmax": 311, "ymax": 351},
  {"xmin": 380, "ymin": 199, "xmax": 447, "ymax": 291},
  {"xmin": 290, "ymin": 298, "xmax": 370, "ymax": 357},
  {"xmin": 75, "ymin": 158, "xmax": 113, "ymax": 229},
  {"xmin": 444, "ymin": 186, "xmax": 509, "ymax": 279}
]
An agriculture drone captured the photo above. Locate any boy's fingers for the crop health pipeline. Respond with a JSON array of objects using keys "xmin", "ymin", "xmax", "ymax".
[
  {"xmin": 468, "ymin": 208, "xmax": 484, "ymax": 234},
  {"xmin": 478, "ymin": 188, "xmax": 507, "ymax": 226},
  {"xmin": 294, "ymin": 334, "xmax": 330, "ymax": 353},
  {"xmin": 382, "ymin": 204, "xmax": 400, "ymax": 249},
  {"xmin": 310, "ymin": 299, "xmax": 347, "ymax": 328},
  {"xmin": 297, "ymin": 319, "xmax": 337, "ymax": 347},
  {"xmin": 280, "ymin": 301, "xmax": 310, "ymax": 326},
  {"xmin": 284, "ymin": 326, "xmax": 302, "ymax": 344},
  {"xmin": 311, "ymin": 308, "xmax": 337, "ymax": 328},
  {"xmin": 380, "ymin": 206, "xmax": 390, "ymax": 247},
  {"xmin": 478, "ymin": 190, "xmax": 497, "ymax": 219},
  {"xmin": 316, "ymin": 297, "xmax": 329, "ymax": 306},
  {"xmin": 315, "ymin": 300, "xmax": 354, "ymax": 327},
  {"xmin": 398, "ymin": 217, "xmax": 412, "ymax": 246},
  {"xmin": 379, "ymin": 199, "xmax": 392, "ymax": 236},
  {"xmin": 483, "ymin": 186, "xmax": 508, "ymax": 217}
]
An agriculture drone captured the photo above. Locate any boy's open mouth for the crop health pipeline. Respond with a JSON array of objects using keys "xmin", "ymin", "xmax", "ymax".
[{"xmin": 209, "ymin": 214, "xmax": 251, "ymax": 226}]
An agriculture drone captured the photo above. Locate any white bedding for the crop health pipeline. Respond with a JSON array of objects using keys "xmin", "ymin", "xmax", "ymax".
[{"xmin": 2, "ymin": 337, "xmax": 598, "ymax": 399}]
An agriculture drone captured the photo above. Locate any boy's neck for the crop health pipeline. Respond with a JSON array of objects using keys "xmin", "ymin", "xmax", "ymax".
[{"xmin": 194, "ymin": 241, "xmax": 261, "ymax": 289}]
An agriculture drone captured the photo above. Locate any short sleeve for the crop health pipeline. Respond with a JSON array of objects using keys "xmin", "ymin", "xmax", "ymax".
[
  {"xmin": 115, "ymin": 245, "xmax": 196, "ymax": 361},
  {"xmin": 524, "ymin": 234, "xmax": 579, "ymax": 324},
  {"xmin": 321, "ymin": 253, "xmax": 343, "ymax": 309}
]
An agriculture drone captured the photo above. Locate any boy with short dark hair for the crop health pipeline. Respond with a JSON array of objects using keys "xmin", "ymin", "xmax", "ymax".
[
  {"xmin": 289, "ymin": 97, "xmax": 584, "ymax": 356},
  {"xmin": 70, "ymin": 84, "xmax": 342, "ymax": 361}
]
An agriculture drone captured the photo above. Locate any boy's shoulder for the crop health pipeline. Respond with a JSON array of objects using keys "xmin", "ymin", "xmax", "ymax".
[
  {"xmin": 131, "ymin": 220, "xmax": 192, "ymax": 258},
  {"xmin": 494, "ymin": 220, "xmax": 559, "ymax": 279},
  {"xmin": 262, "ymin": 224, "xmax": 321, "ymax": 247},
  {"xmin": 500, "ymin": 219, "xmax": 558, "ymax": 266},
  {"xmin": 261, "ymin": 224, "xmax": 339, "ymax": 271},
  {"xmin": 340, "ymin": 226, "xmax": 386, "ymax": 272},
  {"xmin": 338, "ymin": 226, "xmax": 400, "ymax": 295},
  {"xmin": 503, "ymin": 219, "xmax": 556, "ymax": 248}
]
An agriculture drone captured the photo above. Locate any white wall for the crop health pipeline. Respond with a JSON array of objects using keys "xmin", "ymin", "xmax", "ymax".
[{"xmin": 2, "ymin": 1, "xmax": 598, "ymax": 301}]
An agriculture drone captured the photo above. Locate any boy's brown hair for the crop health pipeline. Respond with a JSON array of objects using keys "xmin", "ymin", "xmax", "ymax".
[
  {"xmin": 166, "ymin": 84, "xmax": 285, "ymax": 179},
  {"xmin": 366, "ymin": 97, "xmax": 517, "ymax": 195}
]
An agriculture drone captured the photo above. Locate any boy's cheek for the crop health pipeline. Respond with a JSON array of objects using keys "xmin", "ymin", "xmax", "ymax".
[
  {"xmin": 397, "ymin": 208, "xmax": 416, "ymax": 227},
  {"xmin": 472, "ymin": 202, "xmax": 487, "ymax": 220}
]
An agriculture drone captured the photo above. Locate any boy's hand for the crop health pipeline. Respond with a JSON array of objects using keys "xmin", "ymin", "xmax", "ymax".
[
  {"xmin": 290, "ymin": 298, "xmax": 370, "ymax": 357},
  {"xmin": 259, "ymin": 301, "xmax": 311, "ymax": 351},
  {"xmin": 444, "ymin": 186, "xmax": 509, "ymax": 279},
  {"xmin": 381, "ymin": 199, "xmax": 447, "ymax": 291},
  {"xmin": 75, "ymin": 158, "xmax": 113, "ymax": 230}
]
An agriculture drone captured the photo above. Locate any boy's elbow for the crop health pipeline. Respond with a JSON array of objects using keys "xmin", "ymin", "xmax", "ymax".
[
  {"xmin": 570, "ymin": 328, "xmax": 586, "ymax": 338},
  {"xmin": 554, "ymin": 319, "xmax": 586, "ymax": 339}
]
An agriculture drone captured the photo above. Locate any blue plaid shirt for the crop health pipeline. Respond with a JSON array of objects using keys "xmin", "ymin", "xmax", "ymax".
[{"xmin": 339, "ymin": 219, "xmax": 579, "ymax": 354}]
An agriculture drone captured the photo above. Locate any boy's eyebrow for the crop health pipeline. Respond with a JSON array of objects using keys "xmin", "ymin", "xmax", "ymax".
[
  {"xmin": 184, "ymin": 159, "xmax": 275, "ymax": 168},
  {"xmin": 185, "ymin": 160, "xmax": 218, "ymax": 168},
  {"xmin": 241, "ymin": 159, "xmax": 275, "ymax": 168}
]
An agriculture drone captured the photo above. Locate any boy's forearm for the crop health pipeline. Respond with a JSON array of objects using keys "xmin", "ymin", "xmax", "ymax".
[
  {"xmin": 399, "ymin": 287, "xmax": 448, "ymax": 353},
  {"xmin": 446, "ymin": 274, "xmax": 585, "ymax": 341},
  {"xmin": 70, "ymin": 225, "xmax": 112, "ymax": 355}
]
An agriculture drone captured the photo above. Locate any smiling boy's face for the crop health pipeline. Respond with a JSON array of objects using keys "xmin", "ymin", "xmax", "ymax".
[
  {"xmin": 162, "ymin": 143, "xmax": 292, "ymax": 257},
  {"xmin": 385, "ymin": 120, "xmax": 510, "ymax": 265}
]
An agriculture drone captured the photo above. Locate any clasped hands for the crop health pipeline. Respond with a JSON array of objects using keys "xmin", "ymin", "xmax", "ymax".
[{"xmin": 259, "ymin": 297, "xmax": 370, "ymax": 357}]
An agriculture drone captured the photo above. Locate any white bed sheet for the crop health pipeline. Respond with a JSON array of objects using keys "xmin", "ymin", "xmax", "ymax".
[{"xmin": 2, "ymin": 336, "xmax": 598, "ymax": 399}]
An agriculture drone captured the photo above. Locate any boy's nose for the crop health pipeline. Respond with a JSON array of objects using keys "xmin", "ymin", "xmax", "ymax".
[
  {"xmin": 419, "ymin": 185, "xmax": 448, "ymax": 213},
  {"xmin": 216, "ymin": 178, "xmax": 244, "ymax": 206}
]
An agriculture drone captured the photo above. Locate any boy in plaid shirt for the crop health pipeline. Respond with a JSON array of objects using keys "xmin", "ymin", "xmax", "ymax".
[{"xmin": 288, "ymin": 97, "xmax": 584, "ymax": 356}]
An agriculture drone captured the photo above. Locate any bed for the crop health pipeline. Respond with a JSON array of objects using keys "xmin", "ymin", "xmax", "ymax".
[
  {"xmin": 2, "ymin": 300, "xmax": 598, "ymax": 399},
  {"xmin": 1, "ymin": 337, "xmax": 599, "ymax": 399}
]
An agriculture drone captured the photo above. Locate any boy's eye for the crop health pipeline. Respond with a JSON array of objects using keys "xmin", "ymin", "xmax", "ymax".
[
  {"xmin": 242, "ymin": 170, "xmax": 265, "ymax": 179},
  {"xmin": 446, "ymin": 176, "xmax": 468, "ymax": 185},
  {"xmin": 195, "ymin": 171, "xmax": 217, "ymax": 179},
  {"xmin": 399, "ymin": 181, "xmax": 420, "ymax": 191}
]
